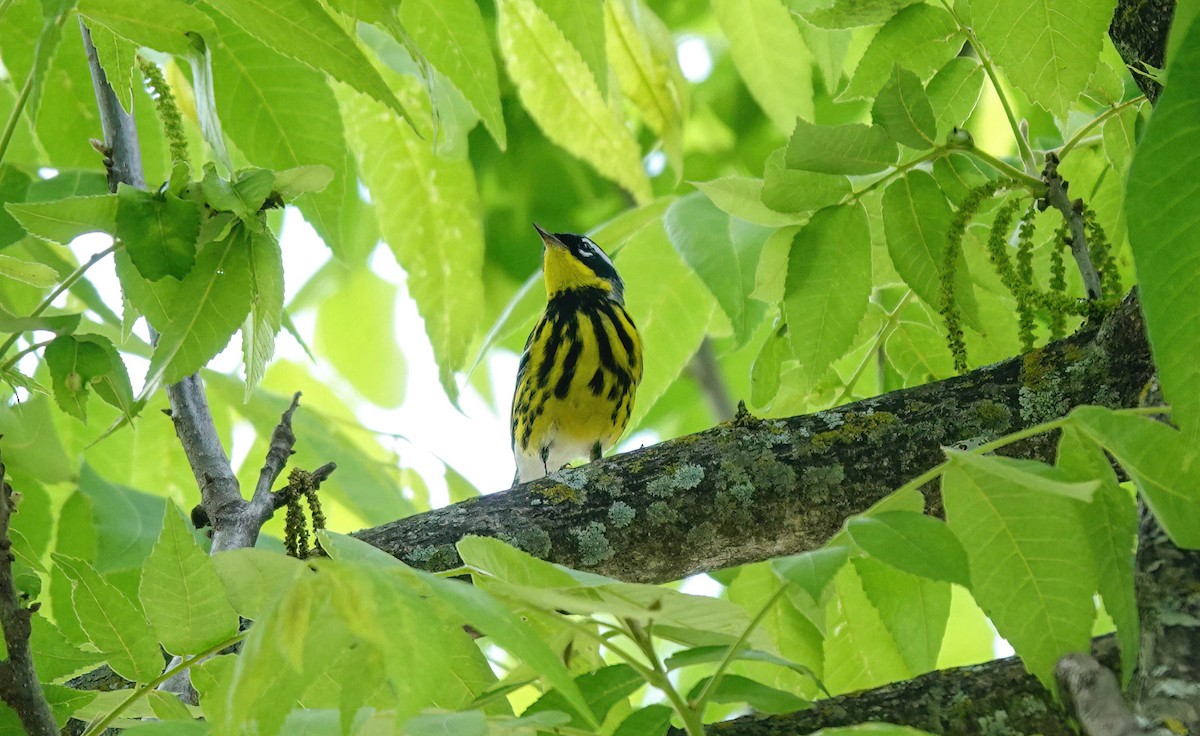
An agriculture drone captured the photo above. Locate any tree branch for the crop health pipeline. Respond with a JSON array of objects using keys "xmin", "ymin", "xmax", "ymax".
[
  {"xmin": 668, "ymin": 637, "xmax": 1122, "ymax": 735},
  {"xmin": 0, "ymin": 448, "xmax": 57, "ymax": 736},
  {"xmin": 1057, "ymin": 653, "xmax": 1171, "ymax": 736},
  {"xmin": 81, "ymin": 22, "xmax": 294, "ymax": 554},
  {"xmin": 1041, "ymin": 153, "xmax": 1104, "ymax": 300},
  {"xmin": 352, "ymin": 292, "xmax": 1153, "ymax": 582},
  {"xmin": 1132, "ymin": 484, "xmax": 1200, "ymax": 732},
  {"xmin": 1109, "ymin": 0, "xmax": 1174, "ymax": 102}
]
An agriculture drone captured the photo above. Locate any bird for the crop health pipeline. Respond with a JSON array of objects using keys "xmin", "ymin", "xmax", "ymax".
[{"xmin": 510, "ymin": 225, "xmax": 643, "ymax": 484}]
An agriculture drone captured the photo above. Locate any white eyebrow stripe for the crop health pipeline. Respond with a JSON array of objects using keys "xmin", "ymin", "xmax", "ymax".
[{"xmin": 583, "ymin": 237, "xmax": 615, "ymax": 270}]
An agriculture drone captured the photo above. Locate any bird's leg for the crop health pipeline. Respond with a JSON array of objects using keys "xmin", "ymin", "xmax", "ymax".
[
  {"xmin": 590, "ymin": 441, "xmax": 602, "ymax": 462},
  {"xmin": 540, "ymin": 445, "xmax": 551, "ymax": 476}
]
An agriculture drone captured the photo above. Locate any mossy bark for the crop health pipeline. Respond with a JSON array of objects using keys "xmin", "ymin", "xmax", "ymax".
[{"xmin": 352, "ymin": 293, "xmax": 1153, "ymax": 584}]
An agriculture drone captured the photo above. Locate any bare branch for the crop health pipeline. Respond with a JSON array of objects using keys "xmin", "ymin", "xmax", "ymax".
[
  {"xmin": 0, "ymin": 448, "xmax": 58, "ymax": 736},
  {"xmin": 688, "ymin": 339, "xmax": 735, "ymax": 422},
  {"xmin": 250, "ymin": 392, "xmax": 302, "ymax": 519},
  {"xmin": 1041, "ymin": 153, "xmax": 1103, "ymax": 300}
]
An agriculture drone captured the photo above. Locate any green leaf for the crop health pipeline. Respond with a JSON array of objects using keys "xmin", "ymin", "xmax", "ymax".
[
  {"xmin": 400, "ymin": 0, "xmax": 506, "ymax": 149},
  {"xmin": 947, "ymin": 451, "xmax": 1099, "ymax": 502},
  {"xmin": 713, "ymin": 0, "xmax": 814, "ymax": 133},
  {"xmin": 972, "ymin": 0, "xmax": 1117, "ymax": 117},
  {"xmin": 497, "ymin": 0, "xmax": 650, "ymax": 203},
  {"xmin": 523, "ymin": 664, "xmax": 642, "ymax": 728},
  {"xmin": 846, "ymin": 511, "xmax": 970, "ymax": 586},
  {"xmin": 605, "ymin": 0, "xmax": 684, "ymax": 173},
  {"xmin": 5, "ymin": 194, "xmax": 117, "ymax": 244},
  {"xmin": 314, "ymin": 265, "xmax": 405, "ymax": 408},
  {"xmin": 29, "ymin": 613, "xmax": 104, "ymax": 682},
  {"xmin": 692, "ymin": 177, "xmax": 805, "ymax": 227},
  {"xmin": 211, "ymin": 548, "xmax": 304, "ymax": 620},
  {"xmin": 1126, "ymin": 17, "xmax": 1200, "ymax": 443},
  {"xmin": 75, "ymin": 465, "xmax": 167, "ymax": 577},
  {"xmin": 0, "ymin": 166, "xmax": 34, "ymax": 249},
  {"xmin": 457, "ymin": 535, "xmax": 579, "ymax": 587},
  {"xmin": 783, "ymin": 203, "xmax": 872, "ymax": 383},
  {"xmin": 821, "ymin": 563, "xmax": 911, "ymax": 693},
  {"xmin": 0, "ymin": 252, "xmax": 58, "ymax": 287},
  {"xmin": 140, "ymin": 505, "xmax": 240, "ymax": 655},
  {"xmin": 115, "ymin": 185, "xmax": 200, "ymax": 282},
  {"xmin": 613, "ymin": 705, "xmax": 674, "ymax": 736},
  {"xmin": 404, "ymin": 711, "xmax": 487, "ymax": 736},
  {"xmin": 200, "ymin": 167, "xmax": 274, "ymax": 221},
  {"xmin": 750, "ymin": 321, "xmax": 787, "ymax": 408},
  {"xmin": 339, "ymin": 89, "xmax": 483, "ymax": 402},
  {"xmin": 841, "ymin": 4, "xmax": 961, "ymax": 100},
  {"xmin": 785, "ymin": 120, "xmax": 898, "ymax": 175},
  {"xmin": 78, "ymin": 0, "xmax": 216, "ymax": 55},
  {"xmin": 85, "ymin": 22, "xmax": 139, "ymax": 113},
  {"xmin": 242, "ymin": 228, "xmax": 283, "ymax": 399},
  {"xmin": 761, "ymin": 149, "xmax": 852, "ymax": 214},
  {"xmin": 772, "ymin": 545, "xmax": 849, "ymax": 603},
  {"xmin": 942, "ymin": 450, "xmax": 1097, "ymax": 688},
  {"xmin": 871, "ymin": 66, "xmax": 936, "ymax": 149},
  {"xmin": 665, "ymin": 644, "xmax": 818, "ymax": 681},
  {"xmin": 424, "ymin": 576, "xmax": 599, "ymax": 728},
  {"xmin": 147, "ymin": 690, "xmax": 194, "ymax": 722},
  {"xmin": 617, "ymin": 220, "xmax": 719, "ymax": 429},
  {"xmin": 687, "ymin": 673, "xmax": 809, "ymax": 713},
  {"xmin": 926, "ymin": 57, "xmax": 985, "ymax": 139},
  {"xmin": 665, "ymin": 192, "xmax": 771, "ymax": 344},
  {"xmin": 1056, "ymin": 425, "xmax": 1138, "ymax": 683},
  {"xmin": 271, "ymin": 166, "xmax": 333, "ymax": 202},
  {"xmin": 144, "ymin": 223, "xmax": 254, "ymax": 386},
  {"xmin": 881, "ymin": 172, "xmax": 980, "ymax": 325},
  {"xmin": 802, "ymin": 0, "xmax": 924, "ymax": 28},
  {"xmin": 532, "ymin": 0, "xmax": 607, "ymax": 93},
  {"xmin": 203, "ymin": 0, "xmax": 408, "ymax": 118},
  {"xmin": 852, "ymin": 557, "xmax": 950, "ymax": 674},
  {"xmin": 1069, "ymin": 407, "xmax": 1200, "ymax": 548},
  {"xmin": 44, "ymin": 334, "xmax": 134, "ymax": 422},
  {"xmin": 204, "ymin": 11, "xmax": 355, "ymax": 258},
  {"xmin": 52, "ymin": 554, "xmax": 164, "ymax": 683}
]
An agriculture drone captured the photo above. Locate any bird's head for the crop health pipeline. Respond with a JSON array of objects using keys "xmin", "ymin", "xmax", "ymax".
[{"xmin": 535, "ymin": 224, "xmax": 625, "ymax": 304}]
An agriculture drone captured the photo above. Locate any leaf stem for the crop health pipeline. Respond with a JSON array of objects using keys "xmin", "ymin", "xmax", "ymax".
[
  {"xmin": 846, "ymin": 147, "xmax": 947, "ymax": 205},
  {"xmin": 0, "ymin": 71, "xmax": 34, "ymax": 167},
  {"xmin": 0, "ymin": 244, "xmax": 119, "ymax": 362},
  {"xmin": 690, "ymin": 585, "xmax": 788, "ymax": 714},
  {"xmin": 831, "ymin": 290, "xmax": 915, "ymax": 407},
  {"xmin": 81, "ymin": 630, "xmax": 247, "ymax": 736},
  {"xmin": 624, "ymin": 621, "xmax": 706, "ymax": 736},
  {"xmin": 939, "ymin": 0, "xmax": 1037, "ymax": 175},
  {"xmin": 893, "ymin": 405, "xmax": 1173, "ymax": 496},
  {"xmin": 0, "ymin": 338, "xmax": 54, "ymax": 374},
  {"xmin": 1057, "ymin": 96, "xmax": 1147, "ymax": 161},
  {"xmin": 966, "ymin": 147, "xmax": 1045, "ymax": 191}
]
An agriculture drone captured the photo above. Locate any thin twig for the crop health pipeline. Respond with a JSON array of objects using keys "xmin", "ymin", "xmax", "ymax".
[
  {"xmin": 0, "ymin": 72, "xmax": 33, "ymax": 167},
  {"xmin": 0, "ymin": 447, "xmax": 58, "ymax": 736},
  {"xmin": 1040, "ymin": 153, "xmax": 1103, "ymax": 300},
  {"xmin": 687, "ymin": 340, "xmax": 734, "ymax": 422},
  {"xmin": 251, "ymin": 392, "xmax": 302, "ymax": 517}
]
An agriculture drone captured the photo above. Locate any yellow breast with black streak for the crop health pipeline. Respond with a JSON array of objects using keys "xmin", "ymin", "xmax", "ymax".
[{"xmin": 510, "ymin": 228, "xmax": 642, "ymax": 483}]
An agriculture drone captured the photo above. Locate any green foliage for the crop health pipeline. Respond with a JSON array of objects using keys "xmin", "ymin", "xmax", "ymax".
[
  {"xmin": 0, "ymin": 0, "xmax": 1194, "ymax": 733},
  {"xmin": 1126, "ymin": 12, "xmax": 1200, "ymax": 444}
]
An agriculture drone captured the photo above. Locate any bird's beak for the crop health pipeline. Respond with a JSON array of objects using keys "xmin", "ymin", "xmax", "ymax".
[{"xmin": 534, "ymin": 223, "xmax": 564, "ymax": 250}]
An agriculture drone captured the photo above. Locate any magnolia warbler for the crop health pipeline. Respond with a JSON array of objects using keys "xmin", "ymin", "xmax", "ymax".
[{"xmin": 510, "ymin": 225, "xmax": 643, "ymax": 484}]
